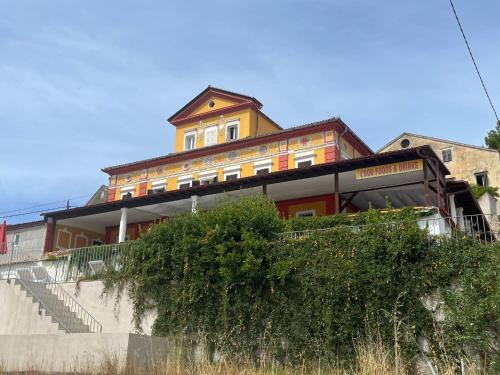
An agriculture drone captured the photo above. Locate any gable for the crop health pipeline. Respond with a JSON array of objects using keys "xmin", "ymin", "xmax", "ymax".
[
  {"xmin": 168, "ymin": 86, "xmax": 262, "ymax": 126},
  {"xmin": 189, "ymin": 95, "xmax": 241, "ymax": 117}
]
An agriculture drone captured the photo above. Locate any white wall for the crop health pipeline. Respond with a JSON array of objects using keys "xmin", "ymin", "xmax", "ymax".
[
  {"xmin": 62, "ymin": 281, "xmax": 156, "ymax": 335},
  {"xmin": 5, "ymin": 224, "xmax": 46, "ymax": 261},
  {"xmin": 0, "ymin": 332, "xmax": 130, "ymax": 372},
  {"xmin": 0, "ymin": 280, "xmax": 63, "ymax": 335}
]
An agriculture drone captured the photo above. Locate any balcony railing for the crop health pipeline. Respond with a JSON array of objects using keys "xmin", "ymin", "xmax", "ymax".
[
  {"xmin": 280, "ymin": 214, "xmax": 499, "ymax": 243},
  {"xmin": 1, "ymin": 214, "xmax": 497, "ymax": 284}
]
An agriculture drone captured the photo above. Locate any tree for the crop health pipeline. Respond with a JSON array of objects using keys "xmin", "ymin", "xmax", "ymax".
[{"xmin": 485, "ymin": 120, "xmax": 500, "ymax": 151}]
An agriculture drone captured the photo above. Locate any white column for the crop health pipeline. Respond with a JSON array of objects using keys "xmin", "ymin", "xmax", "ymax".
[
  {"xmin": 456, "ymin": 207, "xmax": 465, "ymax": 230},
  {"xmin": 191, "ymin": 195, "xmax": 199, "ymax": 214},
  {"xmin": 449, "ymin": 194, "xmax": 457, "ymax": 219},
  {"xmin": 118, "ymin": 208, "xmax": 128, "ymax": 243}
]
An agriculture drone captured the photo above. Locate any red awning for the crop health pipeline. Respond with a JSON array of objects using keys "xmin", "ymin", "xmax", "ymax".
[{"xmin": 0, "ymin": 220, "xmax": 7, "ymax": 254}]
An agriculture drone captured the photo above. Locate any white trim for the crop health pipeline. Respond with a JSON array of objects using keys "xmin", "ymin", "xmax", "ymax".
[
  {"xmin": 151, "ymin": 179, "xmax": 167, "ymax": 187},
  {"xmin": 113, "ymin": 143, "xmax": 336, "ymax": 189},
  {"xmin": 295, "ymin": 157, "xmax": 315, "ymax": 168},
  {"xmin": 254, "ymin": 158, "xmax": 272, "ymax": 167},
  {"xmin": 204, "ymin": 125, "xmax": 218, "ymax": 147},
  {"xmin": 184, "ymin": 130, "xmax": 196, "ymax": 151},
  {"xmin": 223, "ymin": 165, "xmax": 241, "ymax": 173},
  {"xmin": 224, "ymin": 171, "xmax": 240, "ymax": 181},
  {"xmin": 254, "ymin": 159, "xmax": 272, "ymax": 175},
  {"xmin": 177, "ymin": 174, "xmax": 193, "ymax": 182},
  {"xmin": 120, "ymin": 185, "xmax": 135, "ymax": 199},
  {"xmin": 295, "ymin": 209, "xmax": 316, "ymax": 217},
  {"xmin": 178, "ymin": 174, "xmax": 193, "ymax": 189},
  {"xmin": 295, "ymin": 150, "xmax": 315, "ymax": 159},
  {"xmin": 199, "ymin": 169, "xmax": 218, "ymax": 179},
  {"xmin": 226, "ymin": 120, "xmax": 239, "ymax": 141}
]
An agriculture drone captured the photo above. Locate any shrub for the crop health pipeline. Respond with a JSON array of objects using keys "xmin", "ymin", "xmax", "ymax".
[{"xmin": 101, "ymin": 195, "xmax": 499, "ymax": 370}]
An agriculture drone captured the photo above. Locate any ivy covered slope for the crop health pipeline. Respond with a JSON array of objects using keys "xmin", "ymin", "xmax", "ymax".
[{"xmin": 102, "ymin": 195, "xmax": 499, "ymax": 368}]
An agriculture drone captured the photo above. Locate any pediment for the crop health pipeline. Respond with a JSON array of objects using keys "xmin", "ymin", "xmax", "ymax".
[{"xmin": 168, "ymin": 86, "xmax": 262, "ymax": 126}]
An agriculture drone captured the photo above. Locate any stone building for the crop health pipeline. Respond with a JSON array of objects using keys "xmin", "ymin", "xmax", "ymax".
[{"xmin": 379, "ymin": 133, "xmax": 500, "ymax": 220}]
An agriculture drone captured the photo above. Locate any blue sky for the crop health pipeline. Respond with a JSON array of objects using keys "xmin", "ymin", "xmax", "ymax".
[{"xmin": 1, "ymin": 0, "xmax": 499, "ymax": 223}]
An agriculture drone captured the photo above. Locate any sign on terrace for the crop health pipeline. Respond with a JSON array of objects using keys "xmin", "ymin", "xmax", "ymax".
[{"xmin": 355, "ymin": 159, "xmax": 423, "ymax": 180}]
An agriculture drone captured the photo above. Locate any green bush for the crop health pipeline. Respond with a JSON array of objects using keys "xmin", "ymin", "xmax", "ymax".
[{"xmin": 101, "ymin": 195, "xmax": 499, "ymax": 369}]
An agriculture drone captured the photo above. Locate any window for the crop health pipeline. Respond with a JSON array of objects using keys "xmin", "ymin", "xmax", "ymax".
[
  {"xmin": 13, "ymin": 233, "xmax": 20, "ymax": 246},
  {"xmin": 254, "ymin": 159, "xmax": 272, "ymax": 176},
  {"xmin": 184, "ymin": 131, "xmax": 196, "ymax": 151},
  {"xmin": 224, "ymin": 166, "xmax": 241, "ymax": 181},
  {"xmin": 201, "ymin": 177, "xmax": 217, "ymax": 185},
  {"xmin": 178, "ymin": 175, "xmax": 193, "ymax": 190},
  {"xmin": 149, "ymin": 180, "xmax": 166, "ymax": 194},
  {"xmin": 204, "ymin": 126, "xmax": 218, "ymax": 146},
  {"xmin": 442, "ymin": 148, "xmax": 452, "ymax": 163},
  {"xmin": 92, "ymin": 239, "xmax": 104, "ymax": 246},
  {"xmin": 400, "ymin": 139, "xmax": 411, "ymax": 149},
  {"xmin": 226, "ymin": 121, "xmax": 239, "ymax": 141},
  {"xmin": 475, "ymin": 172, "xmax": 488, "ymax": 187},
  {"xmin": 294, "ymin": 151, "xmax": 315, "ymax": 168},
  {"xmin": 199, "ymin": 170, "xmax": 218, "ymax": 185},
  {"xmin": 255, "ymin": 167, "xmax": 270, "ymax": 176},
  {"xmin": 297, "ymin": 160, "xmax": 313, "ymax": 168},
  {"xmin": 296, "ymin": 210, "xmax": 316, "ymax": 218},
  {"xmin": 120, "ymin": 186, "xmax": 135, "ymax": 199}
]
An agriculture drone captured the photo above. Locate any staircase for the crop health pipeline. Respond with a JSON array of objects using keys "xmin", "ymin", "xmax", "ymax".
[{"xmin": 11, "ymin": 266, "xmax": 102, "ymax": 334}]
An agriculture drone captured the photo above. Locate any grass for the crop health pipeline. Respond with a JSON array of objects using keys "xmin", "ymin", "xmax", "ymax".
[{"xmin": 0, "ymin": 338, "xmax": 489, "ymax": 375}]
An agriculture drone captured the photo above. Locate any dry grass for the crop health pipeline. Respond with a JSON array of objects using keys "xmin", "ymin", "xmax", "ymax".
[{"xmin": 0, "ymin": 339, "xmax": 488, "ymax": 375}]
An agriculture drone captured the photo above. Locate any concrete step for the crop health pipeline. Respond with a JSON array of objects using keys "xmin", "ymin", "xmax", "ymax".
[{"xmin": 15, "ymin": 280, "xmax": 92, "ymax": 333}]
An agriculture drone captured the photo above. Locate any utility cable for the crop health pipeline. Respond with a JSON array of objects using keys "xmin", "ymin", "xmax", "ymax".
[{"xmin": 448, "ymin": 0, "xmax": 499, "ymax": 122}]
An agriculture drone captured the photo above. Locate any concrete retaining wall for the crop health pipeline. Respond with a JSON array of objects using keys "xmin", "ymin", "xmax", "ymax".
[
  {"xmin": 61, "ymin": 281, "xmax": 156, "ymax": 334},
  {"xmin": 0, "ymin": 280, "xmax": 63, "ymax": 335},
  {"xmin": 0, "ymin": 333, "xmax": 171, "ymax": 372}
]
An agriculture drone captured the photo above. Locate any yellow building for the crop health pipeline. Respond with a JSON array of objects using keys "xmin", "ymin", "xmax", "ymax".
[
  {"xmin": 42, "ymin": 87, "xmax": 487, "ymax": 250},
  {"xmin": 103, "ymin": 86, "xmax": 371, "ymax": 208}
]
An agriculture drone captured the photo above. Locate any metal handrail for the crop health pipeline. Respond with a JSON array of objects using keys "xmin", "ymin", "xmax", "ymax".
[
  {"xmin": 3, "ymin": 251, "xmax": 103, "ymax": 333},
  {"xmin": 15, "ymin": 278, "xmax": 74, "ymax": 333},
  {"xmin": 280, "ymin": 214, "xmax": 499, "ymax": 242},
  {"xmin": 45, "ymin": 282, "xmax": 102, "ymax": 333}
]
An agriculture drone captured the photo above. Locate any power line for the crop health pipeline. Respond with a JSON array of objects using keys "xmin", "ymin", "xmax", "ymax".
[
  {"xmin": 448, "ymin": 0, "xmax": 499, "ymax": 122},
  {"xmin": 1, "ymin": 206, "xmax": 72, "ymax": 219},
  {"xmin": 0, "ymin": 194, "xmax": 93, "ymax": 216}
]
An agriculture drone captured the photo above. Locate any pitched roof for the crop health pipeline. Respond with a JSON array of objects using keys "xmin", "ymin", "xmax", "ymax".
[
  {"xmin": 101, "ymin": 117, "xmax": 374, "ymax": 175},
  {"xmin": 168, "ymin": 86, "xmax": 263, "ymax": 123},
  {"xmin": 378, "ymin": 132, "xmax": 499, "ymax": 153}
]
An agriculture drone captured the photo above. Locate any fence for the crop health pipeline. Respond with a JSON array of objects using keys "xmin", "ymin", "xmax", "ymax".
[
  {"xmin": 280, "ymin": 214, "xmax": 500, "ymax": 243},
  {"xmin": 48, "ymin": 242, "xmax": 133, "ymax": 283},
  {"xmin": 1, "ymin": 214, "xmax": 498, "ymax": 283}
]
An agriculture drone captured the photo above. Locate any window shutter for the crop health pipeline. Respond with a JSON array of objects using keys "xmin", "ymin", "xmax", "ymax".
[
  {"xmin": 139, "ymin": 182, "xmax": 147, "ymax": 196},
  {"xmin": 107, "ymin": 188, "xmax": 116, "ymax": 202},
  {"xmin": 205, "ymin": 127, "xmax": 217, "ymax": 146},
  {"xmin": 279, "ymin": 155, "xmax": 288, "ymax": 171},
  {"xmin": 325, "ymin": 146, "xmax": 339, "ymax": 163}
]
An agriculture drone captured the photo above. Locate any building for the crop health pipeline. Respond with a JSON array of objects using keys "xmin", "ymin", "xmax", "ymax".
[
  {"xmin": 3, "ymin": 221, "xmax": 50, "ymax": 261},
  {"xmin": 32, "ymin": 86, "xmax": 488, "ymax": 252},
  {"xmin": 379, "ymin": 133, "xmax": 500, "ymax": 217}
]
